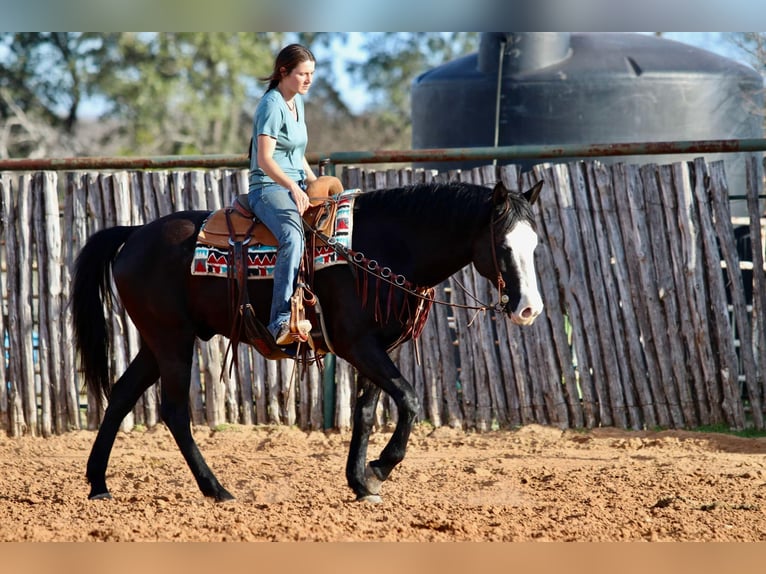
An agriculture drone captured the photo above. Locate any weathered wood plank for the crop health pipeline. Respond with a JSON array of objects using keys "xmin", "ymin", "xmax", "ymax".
[
  {"xmin": 42, "ymin": 172, "xmax": 66, "ymax": 434},
  {"xmin": 590, "ymin": 162, "xmax": 648, "ymax": 429},
  {"xmin": 708, "ymin": 161, "xmax": 762, "ymax": 429},
  {"xmin": 0, "ymin": 174, "xmax": 9, "ymax": 433},
  {"xmin": 278, "ymin": 359, "xmax": 295, "ymax": 427},
  {"xmin": 187, "ymin": 172, "xmax": 208, "ymax": 426},
  {"xmin": 745, "ymin": 155, "xmax": 766, "ymax": 419},
  {"xmin": 237, "ymin": 346, "xmax": 254, "ymax": 426},
  {"xmin": 569, "ymin": 162, "xmax": 625, "ymax": 427},
  {"xmin": 63, "ymin": 173, "xmax": 89, "ymax": 430},
  {"xmin": 660, "ymin": 164, "xmax": 710, "ymax": 424},
  {"xmin": 15, "ymin": 174, "xmax": 38, "ymax": 435},
  {"xmin": 432, "ymin": 284, "xmax": 463, "ymax": 428},
  {"xmin": 2, "ymin": 173, "xmax": 26, "ymax": 436},
  {"xmin": 469, "ymin": 268, "xmax": 508, "ymax": 426},
  {"xmin": 335, "ymin": 358, "xmax": 354, "ymax": 430},
  {"xmin": 639, "ymin": 164, "xmax": 691, "ymax": 426},
  {"xmin": 251, "ymin": 351, "xmax": 268, "ymax": 425},
  {"xmin": 691, "ymin": 159, "xmax": 745, "ymax": 429},
  {"xmin": 671, "ymin": 162, "xmax": 724, "ymax": 424},
  {"xmin": 460, "ymin": 266, "xmax": 492, "ymax": 431},
  {"xmin": 611, "ymin": 163, "xmax": 673, "ymax": 427},
  {"xmin": 420, "ymin": 309, "xmax": 443, "ymax": 427},
  {"xmin": 525, "ymin": 169, "xmax": 583, "ymax": 428},
  {"xmin": 545, "ymin": 164, "xmax": 599, "ymax": 427},
  {"xmin": 153, "ymin": 171, "xmax": 173, "ymax": 216}
]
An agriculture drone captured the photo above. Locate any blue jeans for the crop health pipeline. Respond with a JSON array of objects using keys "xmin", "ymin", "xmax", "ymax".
[{"xmin": 248, "ymin": 182, "xmax": 305, "ymax": 337}]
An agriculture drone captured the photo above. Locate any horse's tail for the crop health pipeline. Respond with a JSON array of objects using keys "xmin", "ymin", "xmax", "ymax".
[{"xmin": 71, "ymin": 225, "xmax": 138, "ymax": 400}]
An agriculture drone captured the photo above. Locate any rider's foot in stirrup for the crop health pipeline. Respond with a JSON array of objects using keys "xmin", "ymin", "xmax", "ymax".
[
  {"xmin": 295, "ymin": 319, "xmax": 312, "ymax": 338},
  {"xmin": 273, "ymin": 322, "xmax": 292, "ymax": 346},
  {"xmin": 273, "ymin": 320, "xmax": 313, "ymax": 346}
]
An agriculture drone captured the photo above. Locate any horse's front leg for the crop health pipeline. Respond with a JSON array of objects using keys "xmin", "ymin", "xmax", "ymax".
[
  {"xmin": 346, "ymin": 375, "xmax": 382, "ymax": 502},
  {"xmin": 365, "ymin": 375, "xmax": 419, "ymax": 496},
  {"xmin": 342, "ymin": 339, "xmax": 420, "ymax": 503}
]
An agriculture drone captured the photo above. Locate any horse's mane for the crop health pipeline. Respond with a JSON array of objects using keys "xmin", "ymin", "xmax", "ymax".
[
  {"xmin": 358, "ymin": 182, "xmax": 492, "ymax": 225},
  {"xmin": 357, "ymin": 181, "xmax": 532, "ymax": 230}
]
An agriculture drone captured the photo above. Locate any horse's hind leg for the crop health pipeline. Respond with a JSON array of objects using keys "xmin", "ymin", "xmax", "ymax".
[
  {"xmin": 87, "ymin": 345, "xmax": 159, "ymax": 499},
  {"xmin": 345, "ymin": 375, "xmax": 383, "ymax": 502},
  {"xmin": 156, "ymin": 338, "xmax": 234, "ymax": 502}
]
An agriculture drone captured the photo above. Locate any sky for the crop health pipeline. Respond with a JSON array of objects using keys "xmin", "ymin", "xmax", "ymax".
[{"xmin": 3, "ymin": 0, "xmax": 766, "ymax": 33}]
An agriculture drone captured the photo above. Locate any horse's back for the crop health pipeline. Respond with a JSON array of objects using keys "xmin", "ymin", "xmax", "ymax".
[
  {"xmin": 111, "ymin": 211, "xmax": 209, "ymax": 317},
  {"xmin": 115, "ymin": 211, "xmax": 207, "ymax": 267}
]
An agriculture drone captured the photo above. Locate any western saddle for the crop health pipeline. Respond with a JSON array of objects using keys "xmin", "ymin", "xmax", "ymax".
[{"xmin": 197, "ymin": 175, "xmax": 344, "ymax": 248}]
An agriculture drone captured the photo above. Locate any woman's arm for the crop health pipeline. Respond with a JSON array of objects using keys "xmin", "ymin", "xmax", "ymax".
[
  {"xmin": 256, "ymin": 134, "xmax": 310, "ymax": 214},
  {"xmin": 302, "ymin": 156, "xmax": 318, "ymax": 183}
]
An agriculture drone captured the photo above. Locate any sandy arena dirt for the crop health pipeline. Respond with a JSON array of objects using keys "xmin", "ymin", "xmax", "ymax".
[{"xmin": 2, "ymin": 423, "xmax": 766, "ymax": 542}]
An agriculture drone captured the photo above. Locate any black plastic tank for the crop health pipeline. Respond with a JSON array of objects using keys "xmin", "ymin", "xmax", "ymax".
[{"xmin": 411, "ymin": 32, "xmax": 763, "ymax": 216}]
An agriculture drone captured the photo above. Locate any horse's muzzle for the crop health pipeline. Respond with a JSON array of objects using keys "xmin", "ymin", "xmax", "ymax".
[{"xmin": 509, "ymin": 298, "xmax": 543, "ymax": 326}]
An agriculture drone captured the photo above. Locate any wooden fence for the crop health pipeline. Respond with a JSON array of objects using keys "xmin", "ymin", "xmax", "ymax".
[{"xmin": 0, "ymin": 157, "xmax": 764, "ymax": 437}]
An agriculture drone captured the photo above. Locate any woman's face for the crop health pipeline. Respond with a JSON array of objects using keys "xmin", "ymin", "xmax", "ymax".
[{"xmin": 282, "ymin": 60, "xmax": 315, "ymax": 95}]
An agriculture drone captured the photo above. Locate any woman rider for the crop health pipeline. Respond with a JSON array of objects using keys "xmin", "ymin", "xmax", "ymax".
[{"xmin": 248, "ymin": 44, "xmax": 317, "ymax": 346}]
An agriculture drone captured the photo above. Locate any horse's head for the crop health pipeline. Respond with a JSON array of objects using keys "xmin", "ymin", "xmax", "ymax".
[{"xmin": 474, "ymin": 180, "xmax": 544, "ymax": 326}]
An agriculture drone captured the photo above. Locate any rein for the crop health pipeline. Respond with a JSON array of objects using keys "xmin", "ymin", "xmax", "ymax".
[
  {"xmin": 490, "ymin": 195, "xmax": 513, "ymax": 309},
  {"xmin": 304, "ymin": 194, "xmax": 513, "ymax": 314}
]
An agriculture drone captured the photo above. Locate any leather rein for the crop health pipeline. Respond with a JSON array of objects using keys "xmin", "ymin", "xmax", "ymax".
[{"xmin": 304, "ymin": 194, "xmax": 516, "ymax": 314}]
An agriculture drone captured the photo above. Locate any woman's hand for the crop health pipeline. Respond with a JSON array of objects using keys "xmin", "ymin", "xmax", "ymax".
[{"xmin": 290, "ymin": 183, "xmax": 310, "ymax": 215}]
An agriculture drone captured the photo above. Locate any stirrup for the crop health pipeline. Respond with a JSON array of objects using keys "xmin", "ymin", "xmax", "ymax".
[{"xmin": 275, "ymin": 319, "xmax": 312, "ymax": 346}]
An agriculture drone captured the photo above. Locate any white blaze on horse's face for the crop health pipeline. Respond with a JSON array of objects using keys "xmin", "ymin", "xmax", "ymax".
[{"xmin": 505, "ymin": 221, "xmax": 543, "ymax": 325}]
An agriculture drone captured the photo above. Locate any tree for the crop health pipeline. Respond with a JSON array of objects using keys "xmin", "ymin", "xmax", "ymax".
[
  {"xmin": 726, "ymin": 33, "xmax": 766, "ymax": 74},
  {"xmin": 724, "ymin": 33, "xmax": 766, "ymax": 131},
  {"xmin": 0, "ymin": 32, "xmax": 480, "ymax": 158},
  {"xmin": 96, "ymin": 32, "xmax": 281, "ymax": 155},
  {"xmin": 0, "ymin": 32, "xmax": 116, "ymax": 157},
  {"xmin": 346, "ymin": 33, "xmax": 479, "ymax": 148}
]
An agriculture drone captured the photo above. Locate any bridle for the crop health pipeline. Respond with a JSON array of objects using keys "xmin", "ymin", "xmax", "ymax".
[
  {"xmin": 490, "ymin": 195, "xmax": 513, "ymax": 313},
  {"xmin": 304, "ymin": 193, "xmax": 523, "ymax": 315}
]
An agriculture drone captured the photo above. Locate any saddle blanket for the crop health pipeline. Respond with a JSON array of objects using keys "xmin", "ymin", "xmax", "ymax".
[{"xmin": 191, "ymin": 191, "xmax": 356, "ymax": 279}]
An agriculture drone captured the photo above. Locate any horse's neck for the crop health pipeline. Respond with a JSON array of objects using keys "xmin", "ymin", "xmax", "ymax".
[{"xmin": 357, "ymin": 207, "xmax": 478, "ymax": 288}]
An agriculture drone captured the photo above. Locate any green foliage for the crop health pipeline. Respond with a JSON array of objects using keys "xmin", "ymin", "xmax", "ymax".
[
  {"xmin": 0, "ymin": 33, "xmax": 112, "ymax": 131},
  {"xmin": 99, "ymin": 32, "xmax": 280, "ymax": 155},
  {"xmin": 690, "ymin": 423, "xmax": 766, "ymax": 438},
  {"xmin": 212, "ymin": 423, "xmax": 243, "ymax": 432}
]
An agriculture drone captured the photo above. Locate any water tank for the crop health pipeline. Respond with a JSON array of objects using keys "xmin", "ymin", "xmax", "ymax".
[{"xmin": 411, "ymin": 32, "xmax": 763, "ymax": 215}]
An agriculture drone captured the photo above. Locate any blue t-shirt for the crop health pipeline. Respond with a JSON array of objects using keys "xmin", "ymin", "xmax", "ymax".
[{"xmin": 249, "ymin": 89, "xmax": 308, "ymax": 187}]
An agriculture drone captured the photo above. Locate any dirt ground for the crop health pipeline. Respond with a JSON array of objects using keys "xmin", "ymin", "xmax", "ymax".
[{"xmin": 2, "ymin": 423, "xmax": 766, "ymax": 542}]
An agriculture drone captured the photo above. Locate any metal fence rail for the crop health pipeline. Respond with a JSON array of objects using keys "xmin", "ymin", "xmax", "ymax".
[{"xmin": 2, "ymin": 138, "xmax": 766, "ymax": 172}]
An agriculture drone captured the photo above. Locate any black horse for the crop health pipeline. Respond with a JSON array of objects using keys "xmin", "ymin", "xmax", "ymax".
[{"xmin": 72, "ymin": 179, "xmax": 544, "ymax": 503}]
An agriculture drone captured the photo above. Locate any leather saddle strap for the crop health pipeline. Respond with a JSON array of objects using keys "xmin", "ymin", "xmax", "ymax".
[
  {"xmin": 224, "ymin": 208, "xmax": 260, "ymax": 365},
  {"xmin": 225, "ymin": 208, "xmax": 258, "ymax": 245}
]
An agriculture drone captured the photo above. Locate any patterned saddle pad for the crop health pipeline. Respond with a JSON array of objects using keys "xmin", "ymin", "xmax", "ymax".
[{"xmin": 191, "ymin": 191, "xmax": 357, "ymax": 279}]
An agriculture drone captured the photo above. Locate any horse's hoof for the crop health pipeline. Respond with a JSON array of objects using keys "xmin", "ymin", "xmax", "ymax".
[
  {"xmin": 364, "ymin": 463, "xmax": 383, "ymax": 495},
  {"xmin": 215, "ymin": 489, "xmax": 235, "ymax": 503},
  {"xmin": 88, "ymin": 491, "xmax": 113, "ymax": 501},
  {"xmin": 357, "ymin": 494, "xmax": 383, "ymax": 504}
]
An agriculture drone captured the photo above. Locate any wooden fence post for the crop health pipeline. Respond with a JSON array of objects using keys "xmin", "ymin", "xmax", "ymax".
[{"xmin": 1, "ymin": 158, "xmax": 764, "ymax": 435}]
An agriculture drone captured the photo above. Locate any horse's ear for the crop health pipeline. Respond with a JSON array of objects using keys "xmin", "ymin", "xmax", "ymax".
[
  {"xmin": 523, "ymin": 180, "xmax": 544, "ymax": 205},
  {"xmin": 492, "ymin": 181, "xmax": 509, "ymax": 205}
]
